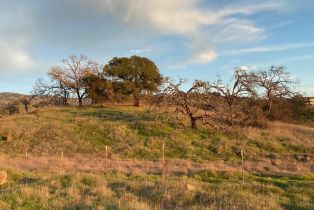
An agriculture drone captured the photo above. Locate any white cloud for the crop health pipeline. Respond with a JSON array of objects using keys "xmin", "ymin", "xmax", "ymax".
[
  {"xmin": 84, "ymin": 0, "xmax": 219, "ymax": 35},
  {"xmin": 0, "ymin": 2, "xmax": 35, "ymax": 73},
  {"xmin": 194, "ymin": 50, "xmax": 217, "ymax": 64},
  {"xmin": 0, "ymin": 42, "xmax": 34, "ymax": 71},
  {"xmin": 130, "ymin": 48, "xmax": 152, "ymax": 54},
  {"xmin": 75, "ymin": 0, "xmax": 282, "ymax": 64}
]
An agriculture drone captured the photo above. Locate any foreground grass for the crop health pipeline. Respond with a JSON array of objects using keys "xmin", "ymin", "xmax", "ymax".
[
  {"xmin": 0, "ymin": 105, "xmax": 313, "ymax": 162},
  {"xmin": 0, "ymin": 169, "xmax": 313, "ymax": 210}
]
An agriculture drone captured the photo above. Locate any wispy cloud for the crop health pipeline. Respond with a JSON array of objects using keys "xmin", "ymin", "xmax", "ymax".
[
  {"xmin": 217, "ymin": 2, "xmax": 285, "ymax": 17},
  {"xmin": 75, "ymin": 0, "xmax": 283, "ymax": 65},
  {"xmin": 223, "ymin": 43, "xmax": 314, "ymax": 56}
]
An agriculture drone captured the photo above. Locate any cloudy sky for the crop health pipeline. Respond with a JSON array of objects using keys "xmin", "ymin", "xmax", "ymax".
[{"xmin": 1, "ymin": 0, "xmax": 314, "ymax": 95}]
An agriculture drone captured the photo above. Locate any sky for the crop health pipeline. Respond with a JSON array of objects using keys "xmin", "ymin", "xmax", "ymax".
[{"xmin": 0, "ymin": 0, "xmax": 314, "ymax": 95}]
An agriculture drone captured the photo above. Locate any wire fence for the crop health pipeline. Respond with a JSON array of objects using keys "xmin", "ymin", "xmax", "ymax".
[
  {"xmin": 0, "ymin": 146, "xmax": 313, "ymax": 198},
  {"xmin": 0, "ymin": 147, "xmax": 313, "ymax": 177}
]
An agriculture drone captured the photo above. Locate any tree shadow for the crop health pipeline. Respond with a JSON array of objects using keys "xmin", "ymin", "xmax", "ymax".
[{"xmin": 74, "ymin": 108, "xmax": 153, "ymax": 123}]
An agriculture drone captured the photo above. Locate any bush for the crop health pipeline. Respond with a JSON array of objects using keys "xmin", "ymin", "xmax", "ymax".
[{"xmin": 4, "ymin": 104, "xmax": 19, "ymax": 115}]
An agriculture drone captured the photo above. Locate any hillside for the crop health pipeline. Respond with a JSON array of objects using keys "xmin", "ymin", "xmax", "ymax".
[
  {"xmin": 0, "ymin": 105, "xmax": 314, "ymax": 209},
  {"xmin": 0, "ymin": 92, "xmax": 24, "ymax": 105},
  {"xmin": 0, "ymin": 106, "xmax": 313, "ymax": 167}
]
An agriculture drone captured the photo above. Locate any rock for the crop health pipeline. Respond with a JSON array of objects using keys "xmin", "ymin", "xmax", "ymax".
[
  {"xmin": 0, "ymin": 171, "xmax": 7, "ymax": 185},
  {"xmin": 6, "ymin": 133, "xmax": 13, "ymax": 142},
  {"xmin": 186, "ymin": 184, "xmax": 196, "ymax": 191}
]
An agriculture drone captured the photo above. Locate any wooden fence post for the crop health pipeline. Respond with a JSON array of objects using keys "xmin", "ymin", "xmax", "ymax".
[
  {"xmin": 61, "ymin": 151, "xmax": 64, "ymax": 173},
  {"xmin": 105, "ymin": 146, "xmax": 108, "ymax": 174},
  {"xmin": 162, "ymin": 141, "xmax": 165, "ymax": 177},
  {"xmin": 241, "ymin": 149, "xmax": 244, "ymax": 181}
]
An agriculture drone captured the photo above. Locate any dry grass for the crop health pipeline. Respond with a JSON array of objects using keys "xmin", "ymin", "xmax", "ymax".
[
  {"xmin": 0, "ymin": 170, "xmax": 7, "ymax": 185},
  {"xmin": 0, "ymin": 106, "xmax": 314, "ymax": 209},
  {"xmin": 0, "ymin": 154, "xmax": 312, "ymax": 176},
  {"xmin": 1, "ymin": 168, "xmax": 313, "ymax": 210}
]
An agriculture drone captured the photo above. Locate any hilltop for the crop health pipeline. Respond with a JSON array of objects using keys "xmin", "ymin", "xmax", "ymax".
[{"xmin": 0, "ymin": 92, "xmax": 25, "ymax": 104}]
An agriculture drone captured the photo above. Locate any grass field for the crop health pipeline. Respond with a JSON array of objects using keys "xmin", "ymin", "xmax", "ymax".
[
  {"xmin": 0, "ymin": 169, "xmax": 313, "ymax": 210},
  {"xmin": 0, "ymin": 105, "xmax": 313, "ymax": 209}
]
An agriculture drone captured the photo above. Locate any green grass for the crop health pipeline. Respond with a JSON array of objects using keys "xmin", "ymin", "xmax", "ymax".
[
  {"xmin": 0, "ymin": 105, "xmax": 314, "ymax": 209},
  {"xmin": 0, "ymin": 169, "xmax": 313, "ymax": 210},
  {"xmin": 0, "ymin": 105, "xmax": 313, "ymax": 161}
]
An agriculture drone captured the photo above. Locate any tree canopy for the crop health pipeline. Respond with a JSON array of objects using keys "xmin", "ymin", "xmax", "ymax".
[{"xmin": 104, "ymin": 56, "xmax": 163, "ymax": 106}]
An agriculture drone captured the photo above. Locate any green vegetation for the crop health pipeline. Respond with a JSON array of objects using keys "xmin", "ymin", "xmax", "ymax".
[
  {"xmin": 0, "ymin": 105, "xmax": 313, "ymax": 160},
  {"xmin": 0, "ymin": 169, "xmax": 313, "ymax": 210},
  {"xmin": 1, "ymin": 106, "xmax": 313, "ymax": 209}
]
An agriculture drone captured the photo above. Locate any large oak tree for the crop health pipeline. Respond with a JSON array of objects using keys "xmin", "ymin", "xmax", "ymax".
[{"xmin": 104, "ymin": 56, "xmax": 163, "ymax": 107}]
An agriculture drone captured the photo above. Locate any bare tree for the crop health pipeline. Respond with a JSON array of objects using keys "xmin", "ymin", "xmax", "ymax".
[
  {"xmin": 156, "ymin": 79, "xmax": 219, "ymax": 130},
  {"xmin": 18, "ymin": 79, "xmax": 46, "ymax": 112},
  {"xmin": 210, "ymin": 68, "xmax": 257, "ymax": 126},
  {"xmin": 19, "ymin": 95, "xmax": 36, "ymax": 112},
  {"xmin": 32, "ymin": 78, "xmax": 69, "ymax": 106},
  {"xmin": 48, "ymin": 55, "xmax": 99, "ymax": 107},
  {"xmin": 255, "ymin": 66, "xmax": 298, "ymax": 119}
]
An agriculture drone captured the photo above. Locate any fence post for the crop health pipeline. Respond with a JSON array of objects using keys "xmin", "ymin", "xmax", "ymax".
[
  {"xmin": 241, "ymin": 149, "xmax": 244, "ymax": 181},
  {"xmin": 162, "ymin": 140, "xmax": 165, "ymax": 177},
  {"xmin": 105, "ymin": 146, "xmax": 108, "ymax": 174},
  {"xmin": 61, "ymin": 151, "xmax": 64, "ymax": 173}
]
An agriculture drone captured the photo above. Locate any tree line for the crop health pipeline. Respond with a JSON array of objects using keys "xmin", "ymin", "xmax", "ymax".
[{"xmin": 2, "ymin": 54, "xmax": 309, "ymax": 130}]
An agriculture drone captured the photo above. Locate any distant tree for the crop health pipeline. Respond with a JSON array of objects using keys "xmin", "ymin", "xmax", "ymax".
[
  {"xmin": 104, "ymin": 56, "xmax": 163, "ymax": 107},
  {"xmin": 33, "ymin": 78, "xmax": 70, "ymax": 106},
  {"xmin": 5, "ymin": 103, "xmax": 19, "ymax": 115},
  {"xmin": 255, "ymin": 66, "xmax": 298, "ymax": 119},
  {"xmin": 18, "ymin": 79, "xmax": 46, "ymax": 112},
  {"xmin": 19, "ymin": 95, "xmax": 36, "ymax": 112},
  {"xmin": 48, "ymin": 55, "xmax": 99, "ymax": 107},
  {"xmin": 83, "ymin": 72, "xmax": 113, "ymax": 104}
]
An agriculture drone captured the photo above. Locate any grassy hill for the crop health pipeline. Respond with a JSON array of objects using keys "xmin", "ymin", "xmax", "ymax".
[
  {"xmin": 0, "ymin": 105, "xmax": 314, "ymax": 209},
  {"xmin": 0, "ymin": 105, "xmax": 313, "ymax": 160}
]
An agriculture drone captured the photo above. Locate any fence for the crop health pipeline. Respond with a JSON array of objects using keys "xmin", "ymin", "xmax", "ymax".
[{"xmin": 0, "ymin": 146, "xmax": 313, "ymax": 178}]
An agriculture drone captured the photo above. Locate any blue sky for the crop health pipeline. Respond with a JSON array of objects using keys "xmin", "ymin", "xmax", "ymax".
[{"xmin": 0, "ymin": 0, "xmax": 314, "ymax": 95}]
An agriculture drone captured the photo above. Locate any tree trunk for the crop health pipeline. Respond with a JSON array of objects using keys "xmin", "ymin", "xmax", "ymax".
[
  {"xmin": 78, "ymin": 97, "xmax": 83, "ymax": 107},
  {"xmin": 191, "ymin": 117, "xmax": 197, "ymax": 129},
  {"xmin": 134, "ymin": 95, "xmax": 140, "ymax": 107},
  {"xmin": 76, "ymin": 89, "xmax": 83, "ymax": 107},
  {"xmin": 24, "ymin": 104, "xmax": 28, "ymax": 112},
  {"xmin": 268, "ymin": 99, "xmax": 273, "ymax": 120},
  {"xmin": 63, "ymin": 91, "xmax": 68, "ymax": 106}
]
